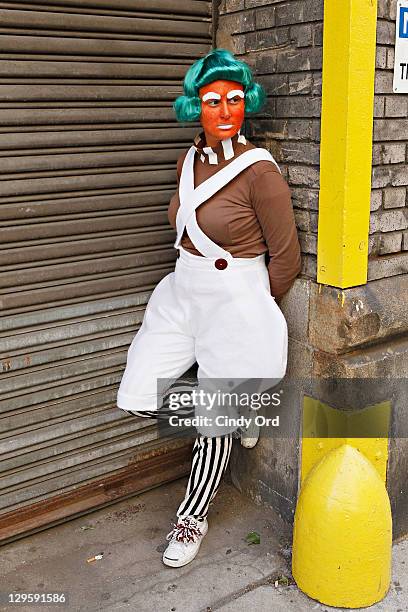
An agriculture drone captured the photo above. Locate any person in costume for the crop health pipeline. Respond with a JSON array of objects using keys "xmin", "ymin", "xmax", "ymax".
[{"xmin": 116, "ymin": 49, "xmax": 301, "ymax": 568}]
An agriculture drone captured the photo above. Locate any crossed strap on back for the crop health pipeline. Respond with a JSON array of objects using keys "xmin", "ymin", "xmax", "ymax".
[{"xmin": 175, "ymin": 145, "xmax": 281, "ymax": 259}]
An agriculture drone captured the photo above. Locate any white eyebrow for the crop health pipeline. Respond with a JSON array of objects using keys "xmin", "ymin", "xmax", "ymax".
[
  {"xmin": 202, "ymin": 92, "xmax": 221, "ymax": 102},
  {"xmin": 227, "ymin": 90, "xmax": 245, "ymax": 99}
]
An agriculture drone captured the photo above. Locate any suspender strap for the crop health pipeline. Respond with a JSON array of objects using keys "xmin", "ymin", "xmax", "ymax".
[{"xmin": 175, "ymin": 146, "xmax": 281, "ymax": 258}]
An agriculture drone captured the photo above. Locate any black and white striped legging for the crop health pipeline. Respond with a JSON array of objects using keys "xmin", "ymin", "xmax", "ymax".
[{"xmin": 123, "ymin": 405, "xmax": 233, "ymax": 519}]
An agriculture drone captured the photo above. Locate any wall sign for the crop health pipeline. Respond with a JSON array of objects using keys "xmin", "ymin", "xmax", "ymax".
[{"xmin": 393, "ymin": 1, "xmax": 408, "ymax": 92}]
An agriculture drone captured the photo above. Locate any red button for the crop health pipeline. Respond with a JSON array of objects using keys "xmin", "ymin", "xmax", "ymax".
[{"xmin": 215, "ymin": 258, "xmax": 228, "ymax": 270}]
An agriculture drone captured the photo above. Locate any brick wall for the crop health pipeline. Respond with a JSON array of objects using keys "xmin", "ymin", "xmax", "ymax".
[
  {"xmin": 370, "ymin": 0, "xmax": 408, "ymax": 281},
  {"xmin": 217, "ymin": 0, "xmax": 408, "ymax": 284},
  {"xmin": 217, "ymin": 0, "xmax": 323, "ymax": 280}
]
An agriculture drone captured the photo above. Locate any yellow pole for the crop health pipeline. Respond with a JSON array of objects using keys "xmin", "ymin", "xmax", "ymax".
[
  {"xmin": 293, "ymin": 398, "xmax": 392, "ymax": 607},
  {"xmin": 292, "ymin": 445, "xmax": 392, "ymax": 607},
  {"xmin": 299, "ymin": 1, "xmax": 390, "ymax": 604},
  {"xmin": 317, "ymin": 0, "xmax": 377, "ymax": 287}
]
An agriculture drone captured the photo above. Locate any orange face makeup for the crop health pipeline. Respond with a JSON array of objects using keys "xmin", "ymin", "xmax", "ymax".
[{"xmin": 199, "ymin": 80, "xmax": 245, "ymax": 146}]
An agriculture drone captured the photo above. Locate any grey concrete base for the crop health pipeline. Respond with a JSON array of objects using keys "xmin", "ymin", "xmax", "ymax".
[
  {"xmin": 0, "ymin": 477, "xmax": 290, "ymax": 612},
  {"xmin": 229, "ymin": 436, "xmax": 300, "ymax": 527},
  {"xmin": 217, "ymin": 536, "xmax": 408, "ymax": 612}
]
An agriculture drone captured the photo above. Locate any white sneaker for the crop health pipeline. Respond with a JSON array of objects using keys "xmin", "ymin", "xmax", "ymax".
[
  {"xmin": 162, "ymin": 516, "xmax": 208, "ymax": 568},
  {"xmin": 240, "ymin": 418, "xmax": 260, "ymax": 448}
]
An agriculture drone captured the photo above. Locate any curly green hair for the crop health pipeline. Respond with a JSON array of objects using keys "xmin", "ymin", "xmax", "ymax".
[{"xmin": 174, "ymin": 48, "xmax": 266, "ymax": 122}]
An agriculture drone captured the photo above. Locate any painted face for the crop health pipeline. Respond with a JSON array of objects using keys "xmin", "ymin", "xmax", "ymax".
[{"xmin": 199, "ymin": 80, "xmax": 245, "ymax": 145}]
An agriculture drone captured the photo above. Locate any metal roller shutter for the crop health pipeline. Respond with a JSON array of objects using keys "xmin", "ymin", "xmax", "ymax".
[{"xmin": 0, "ymin": 0, "xmax": 212, "ymax": 543}]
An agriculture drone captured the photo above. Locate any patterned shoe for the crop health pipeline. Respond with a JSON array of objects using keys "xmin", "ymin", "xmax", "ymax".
[{"xmin": 162, "ymin": 516, "xmax": 208, "ymax": 568}]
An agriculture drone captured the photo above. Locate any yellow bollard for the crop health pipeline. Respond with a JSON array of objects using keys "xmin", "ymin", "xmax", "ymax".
[{"xmin": 292, "ymin": 444, "xmax": 392, "ymax": 608}]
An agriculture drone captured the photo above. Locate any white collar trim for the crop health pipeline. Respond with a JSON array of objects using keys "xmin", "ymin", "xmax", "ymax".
[
  {"xmin": 203, "ymin": 146, "xmax": 218, "ymax": 165},
  {"xmin": 199, "ymin": 133, "xmax": 247, "ymax": 165},
  {"xmin": 237, "ymin": 132, "xmax": 247, "ymax": 145},
  {"xmin": 221, "ymin": 138, "xmax": 234, "ymax": 160}
]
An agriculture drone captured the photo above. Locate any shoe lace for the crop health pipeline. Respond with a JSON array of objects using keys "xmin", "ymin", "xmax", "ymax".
[{"xmin": 166, "ymin": 517, "xmax": 203, "ymax": 544}]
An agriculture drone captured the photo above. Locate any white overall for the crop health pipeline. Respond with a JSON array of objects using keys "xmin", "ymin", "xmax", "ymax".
[{"xmin": 117, "ymin": 145, "xmax": 288, "ymax": 418}]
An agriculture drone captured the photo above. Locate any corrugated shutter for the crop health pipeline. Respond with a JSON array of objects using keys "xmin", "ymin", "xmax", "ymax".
[{"xmin": 0, "ymin": 0, "xmax": 212, "ymax": 541}]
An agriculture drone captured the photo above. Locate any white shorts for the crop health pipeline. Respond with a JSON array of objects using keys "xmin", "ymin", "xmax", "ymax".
[{"xmin": 116, "ymin": 247, "xmax": 288, "ymax": 413}]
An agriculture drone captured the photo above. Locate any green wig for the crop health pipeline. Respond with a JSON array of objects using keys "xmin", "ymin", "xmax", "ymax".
[{"xmin": 174, "ymin": 48, "xmax": 266, "ymax": 122}]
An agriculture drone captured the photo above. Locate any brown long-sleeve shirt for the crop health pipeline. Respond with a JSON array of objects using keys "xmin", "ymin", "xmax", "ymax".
[{"xmin": 168, "ymin": 132, "xmax": 301, "ymax": 301}]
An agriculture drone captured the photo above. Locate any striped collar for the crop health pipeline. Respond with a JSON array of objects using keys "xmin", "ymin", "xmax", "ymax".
[{"xmin": 193, "ymin": 131, "xmax": 247, "ymax": 166}]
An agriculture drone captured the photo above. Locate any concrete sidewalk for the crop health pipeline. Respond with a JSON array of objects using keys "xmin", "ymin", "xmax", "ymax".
[{"xmin": 0, "ymin": 477, "xmax": 406, "ymax": 612}]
